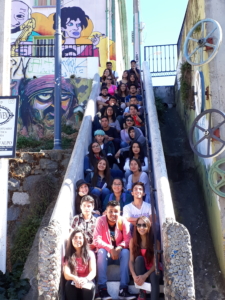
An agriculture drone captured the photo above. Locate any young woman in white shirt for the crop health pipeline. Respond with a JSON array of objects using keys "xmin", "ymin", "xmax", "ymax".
[
  {"xmin": 124, "ymin": 141, "xmax": 148, "ymax": 183},
  {"xmin": 126, "ymin": 158, "xmax": 150, "ymax": 203}
]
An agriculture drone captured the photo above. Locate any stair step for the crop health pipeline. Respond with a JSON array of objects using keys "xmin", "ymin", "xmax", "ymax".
[{"xmin": 106, "ymin": 282, "xmax": 164, "ymax": 299}]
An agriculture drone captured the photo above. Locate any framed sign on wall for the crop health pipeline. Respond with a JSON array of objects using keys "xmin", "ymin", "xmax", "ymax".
[{"xmin": 0, "ymin": 97, "xmax": 19, "ymax": 158}]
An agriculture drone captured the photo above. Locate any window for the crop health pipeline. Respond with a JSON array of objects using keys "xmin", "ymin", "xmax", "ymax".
[{"xmin": 34, "ymin": 0, "xmax": 56, "ymax": 6}]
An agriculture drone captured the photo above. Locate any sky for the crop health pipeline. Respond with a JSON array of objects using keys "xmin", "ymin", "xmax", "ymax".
[{"xmin": 125, "ymin": 0, "xmax": 189, "ymax": 86}]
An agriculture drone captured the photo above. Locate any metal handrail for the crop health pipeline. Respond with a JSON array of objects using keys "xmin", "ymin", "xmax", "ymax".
[{"xmin": 140, "ymin": 70, "xmax": 161, "ymax": 275}]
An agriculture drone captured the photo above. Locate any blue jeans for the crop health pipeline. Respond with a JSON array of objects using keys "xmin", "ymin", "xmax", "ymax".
[
  {"xmin": 110, "ymin": 169, "xmax": 123, "ymax": 179},
  {"xmin": 91, "ymin": 187, "xmax": 110, "ymax": 203},
  {"xmin": 120, "ymin": 141, "xmax": 129, "ymax": 148},
  {"xmin": 97, "ymin": 248, "xmax": 130, "ymax": 290}
]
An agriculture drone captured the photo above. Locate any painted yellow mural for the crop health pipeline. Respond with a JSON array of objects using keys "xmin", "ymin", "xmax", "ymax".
[{"xmin": 11, "ymin": 1, "xmax": 116, "ymax": 72}]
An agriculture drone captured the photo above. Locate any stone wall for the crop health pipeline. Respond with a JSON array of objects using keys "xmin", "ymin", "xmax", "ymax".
[
  {"xmin": 7, "ymin": 150, "xmax": 71, "ymax": 256},
  {"xmin": 163, "ymin": 219, "xmax": 195, "ymax": 300}
]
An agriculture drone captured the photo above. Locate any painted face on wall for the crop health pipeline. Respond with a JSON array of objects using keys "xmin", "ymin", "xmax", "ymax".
[
  {"xmin": 11, "ymin": 1, "xmax": 30, "ymax": 30},
  {"xmin": 63, "ymin": 18, "xmax": 82, "ymax": 39},
  {"xmin": 24, "ymin": 75, "xmax": 77, "ymax": 129}
]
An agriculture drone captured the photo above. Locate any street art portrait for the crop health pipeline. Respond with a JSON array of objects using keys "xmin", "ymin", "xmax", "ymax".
[
  {"xmin": 11, "ymin": 0, "xmax": 117, "ymax": 137},
  {"xmin": 53, "ymin": 6, "xmax": 101, "ymax": 57},
  {"xmin": 11, "ymin": 0, "xmax": 40, "ymax": 56}
]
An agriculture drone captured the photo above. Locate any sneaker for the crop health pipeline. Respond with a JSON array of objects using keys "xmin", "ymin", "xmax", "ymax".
[
  {"xmin": 137, "ymin": 289, "xmax": 146, "ymax": 300},
  {"xmin": 95, "ymin": 293, "xmax": 101, "ymax": 300},
  {"xmin": 118, "ymin": 287, "xmax": 136, "ymax": 300},
  {"xmin": 99, "ymin": 288, "xmax": 112, "ymax": 300}
]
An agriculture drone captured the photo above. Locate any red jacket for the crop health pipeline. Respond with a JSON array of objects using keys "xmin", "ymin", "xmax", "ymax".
[{"xmin": 93, "ymin": 215, "xmax": 131, "ymax": 252}]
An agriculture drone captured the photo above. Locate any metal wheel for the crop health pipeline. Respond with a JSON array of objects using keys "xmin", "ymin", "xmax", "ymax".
[
  {"xmin": 208, "ymin": 158, "xmax": 225, "ymax": 197},
  {"xmin": 194, "ymin": 70, "xmax": 205, "ymax": 115},
  {"xmin": 184, "ymin": 18, "xmax": 222, "ymax": 66},
  {"xmin": 189, "ymin": 109, "xmax": 225, "ymax": 158}
]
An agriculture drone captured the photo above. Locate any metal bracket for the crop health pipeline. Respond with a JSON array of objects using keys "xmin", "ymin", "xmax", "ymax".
[{"xmin": 205, "ymin": 86, "xmax": 211, "ymax": 100}]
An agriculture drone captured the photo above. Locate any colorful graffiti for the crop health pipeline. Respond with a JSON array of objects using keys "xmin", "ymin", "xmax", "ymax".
[
  {"xmin": 11, "ymin": 57, "xmax": 93, "ymax": 138},
  {"xmin": 11, "ymin": 1, "xmax": 116, "ymax": 71},
  {"xmin": 10, "ymin": 0, "xmax": 116, "ymax": 137}
]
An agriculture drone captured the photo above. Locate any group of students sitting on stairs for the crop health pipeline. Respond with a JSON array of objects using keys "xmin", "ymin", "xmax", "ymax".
[{"xmin": 63, "ymin": 61, "xmax": 162, "ymax": 300}]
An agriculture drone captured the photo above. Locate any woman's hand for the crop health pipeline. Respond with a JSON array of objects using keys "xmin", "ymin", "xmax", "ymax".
[
  {"xmin": 135, "ymin": 275, "xmax": 146, "ymax": 286},
  {"xmin": 73, "ymin": 276, "xmax": 82, "ymax": 288},
  {"xmin": 94, "ymin": 210, "xmax": 101, "ymax": 215},
  {"xmin": 115, "ymin": 150, "xmax": 121, "ymax": 159},
  {"xmin": 79, "ymin": 277, "xmax": 88, "ymax": 288}
]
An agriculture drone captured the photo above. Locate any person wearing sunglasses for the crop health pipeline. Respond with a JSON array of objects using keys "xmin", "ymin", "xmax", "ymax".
[
  {"xmin": 129, "ymin": 216, "xmax": 161, "ymax": 300},
  {"xmin": 106, "ymin": 77, "xmax": 117, "ymax": 96},
  {"xmin": 123, "ymin": 182, "xmax": 152, "ymax": 226},
  {"xmin": 120, "ymin": 117, "xmax": 143, "ymax": 148}
]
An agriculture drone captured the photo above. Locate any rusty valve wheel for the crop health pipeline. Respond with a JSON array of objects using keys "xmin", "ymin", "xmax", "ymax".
[{"xmin": 189, "ymin": 109, "xmax": 225, "ymax": 158}]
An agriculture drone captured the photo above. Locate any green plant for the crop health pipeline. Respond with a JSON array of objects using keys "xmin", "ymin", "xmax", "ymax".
[
  {"xmin": 16, "ymin": 136, "xmax": 74, "ymax": 152},
  {"xmin": 0, "ymin": 263, "xmax": 30, "ymax": 300},
  {"xmin": 17, "ymin": 136, "xmax": 42, "ymax": 149},
  {"xmin": 11, "ymin": 176, "xmax": 57, "ymax": 265},
  {"xmin": 61, "ymin": 123, "xmax": 77, "ymax": 135},
  {"xmin": 179, "ymin": 62, "xmax": 192, "ymax": 108},
  {"xmin": 155, "ymin": 96, "xmax": 166, "ymax": 120}
]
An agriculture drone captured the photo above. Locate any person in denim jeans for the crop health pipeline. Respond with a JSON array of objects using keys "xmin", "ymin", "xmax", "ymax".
[
  {"xmin": 93, "ymin": 201, "xmax": 135, "ymax": 300},
  {"xmin": 85, "ymin": 158, "xmax": 112, "ymax": 203}
]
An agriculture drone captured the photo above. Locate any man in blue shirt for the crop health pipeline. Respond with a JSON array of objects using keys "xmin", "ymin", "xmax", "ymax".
[{"xmin": 125, "ymin": 85, "xmax": 142, "ymax": 106}]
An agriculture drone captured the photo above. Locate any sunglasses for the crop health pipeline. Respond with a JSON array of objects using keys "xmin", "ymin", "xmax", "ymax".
[
  {"xmin": 137, "ymin": 223, "xmax": 147, "ymax": 228},
  {"xmin": 92, "ymin": 145, "xmax": 100, "ymax": 148},
  {"xmin": 126, "ymin": 119, "xmax": 133, "ymax": 122},
  {"xmin": 107, "ymin": 78, "xmax": 112, "ymax": 80}
]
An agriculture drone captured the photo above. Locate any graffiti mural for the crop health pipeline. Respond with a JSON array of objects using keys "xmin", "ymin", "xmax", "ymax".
[
  {"xmin": 11, "ymin": 0, "xmax": 116, "ymax": 71},
  {"xmin": 11, "ymin": 0, "xmax": 116, "ymax": 137}
]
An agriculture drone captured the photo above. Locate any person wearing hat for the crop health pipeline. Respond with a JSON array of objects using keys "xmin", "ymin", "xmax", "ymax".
[
  {"xmin": 94, "ymin": 130, "xmax": 124, "ymax": 178},
  {"xmin": 93, "ymin": 129, "xmax": 115, "ymax": 167},
  {"xmin": 75, "ymin": 179, "xmax": 102, "ymax": 217}
]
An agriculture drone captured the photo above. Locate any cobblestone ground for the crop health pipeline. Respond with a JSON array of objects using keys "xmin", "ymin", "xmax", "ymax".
[{"xmin": 160, "ymin": 107, "xmax": 225, "ymax": 300}]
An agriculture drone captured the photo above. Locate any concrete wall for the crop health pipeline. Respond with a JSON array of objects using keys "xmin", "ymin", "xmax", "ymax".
[{"xmin": 175, "ymin": 0, "xmax": 225, "ymax": 276}]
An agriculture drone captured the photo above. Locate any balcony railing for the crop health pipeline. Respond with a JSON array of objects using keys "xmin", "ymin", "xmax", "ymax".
[
  {"xmin": 144, "ymin": 44, "xmax": 178, "ymax": 77},
  {"xmin": 11, "ymin": 44, "xmax": 94, "ymax": 58}
]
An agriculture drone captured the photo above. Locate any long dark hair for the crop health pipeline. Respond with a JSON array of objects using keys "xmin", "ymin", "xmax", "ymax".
[
  {"xmin": 87, "ymin": 142, "xmax": 106, "ymax": 169},
  {"xmin": 129, "ymin": 141, "xmax": 145, "ymax": 164},
  {"xmin": 127, "ymin": 73, "xmax": 139, "ymax": 89},
  {"xmin": 129, "ymin": 158, "xmax": 142, "ymax": 172},
  {"xmin": 65, "ymin": 229, "xmax": 90, "ymax": 274},
  {"xmin": 132, "ymin": 216, "xmax": 154, "ymax": 265},
  {"xmin": 91, "ymin": 158, "xmax": 111, "ymax": 188},
  {"xmin": 117, "ymin": 83, "xmax": 129, "ymax": 97},
  {"xmin": 102, "ymin": 68, "xmax": 115, "ymax": 82},
  {"xmin": 104, "ymin": 105, "xmax": 117, "ymax": 122}
]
